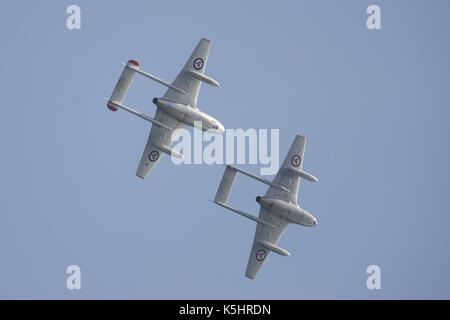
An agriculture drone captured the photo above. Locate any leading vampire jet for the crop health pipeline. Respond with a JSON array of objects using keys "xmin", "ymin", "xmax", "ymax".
[
  {"xmin": 107, "ymin": 38, "xmax": 224, "ymax": 179},
  {"xmin": 213, "ymin": 135, "xmax": 318, "ymax": 279}
]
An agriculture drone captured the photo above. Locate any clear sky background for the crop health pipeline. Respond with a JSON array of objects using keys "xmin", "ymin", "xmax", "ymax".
[{"xmin": 0, "ymin": 0, "xmax": 449, "ymax": 299}]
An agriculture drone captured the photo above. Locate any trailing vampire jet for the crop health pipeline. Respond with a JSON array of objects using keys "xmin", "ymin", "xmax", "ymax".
[
  {"xmin": 106, "ymin": 38, "xmax": 224, "ymax": 179},
  {"xmin": 213, "ymin": 135, "xmax": 318, "ymax": 279}
]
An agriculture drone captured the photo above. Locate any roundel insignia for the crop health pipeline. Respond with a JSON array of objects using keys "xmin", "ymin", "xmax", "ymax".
[
  {"xmin": 291, "ymin": 154, "xmax": 301, "ymax": 167},
  {"xmin": 256, "ymin": 250, "xmax": 267, "ymax": 262},
  {"xmin": 193, "ymin": 58, "xmax": 204, "ymax": 70},
  {"xmin": 149, "ymin": 150, "xmax": 160, "ymax": 162}
]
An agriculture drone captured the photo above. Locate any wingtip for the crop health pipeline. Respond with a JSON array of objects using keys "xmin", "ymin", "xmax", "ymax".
[{"xmin": 245, "ymin": 273, "xmax": 256, "ymax": 280}]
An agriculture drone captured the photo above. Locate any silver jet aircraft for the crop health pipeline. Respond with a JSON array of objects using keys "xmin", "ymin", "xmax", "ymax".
[
  {"xmin": 213, "ymin": 135, "xmax": 318, "ymax": 279},
  {"xmin": 107, "ymin": 38, "xmax": 224, "ymax": 179}
]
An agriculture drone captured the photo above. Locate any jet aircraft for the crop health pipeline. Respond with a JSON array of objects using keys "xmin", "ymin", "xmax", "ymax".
[
  {"xmin": 107, "ymin": 38, "xmax": 223, "ymax": 179},
  {"xmin": 213, "ymin": 135, "xmax": 318, "ymax": 279}
]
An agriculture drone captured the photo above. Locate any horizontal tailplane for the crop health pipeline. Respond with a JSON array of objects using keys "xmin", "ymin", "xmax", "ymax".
[
  {"xmin": 108, "ymin": 60, "xmax": 139, "ymax": 111},
  {"xmin": 214, "ymin": 166, "xmax": 237, "ymax": 203}
]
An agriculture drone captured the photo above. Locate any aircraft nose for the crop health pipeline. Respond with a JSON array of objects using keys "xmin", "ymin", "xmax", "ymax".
[
  {"xmin": 313, "ymin": 219, "xmax": 318, "ymax": 226},
  {"xmin": 217, "ymin": 123, "xmax": 225, "ymax": 134}
]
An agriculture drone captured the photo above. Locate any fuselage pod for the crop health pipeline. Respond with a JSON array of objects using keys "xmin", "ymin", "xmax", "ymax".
[
  {"xmin": 256, "ymin": 196, "xmax": 317, "ymax": 227},
  {"xmin": 153, "ymin": 98, "xmax": 224, "ymax": 134}
]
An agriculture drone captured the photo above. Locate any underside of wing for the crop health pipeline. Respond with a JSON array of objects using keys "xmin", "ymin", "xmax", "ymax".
[
  {"xmin": 136, "ymin": 109, "xmax": 182, "ymax": 179},
  {"xmin": 265, "ymin": 135, "xmax": 307, "ymax": 204},
  {"xmin": 163, "ymin": 38, "xmax": 212, "ymax": 107},
  {"xmin": 245, "ymin": 208, "xmax": 289, "ymax": 279}
]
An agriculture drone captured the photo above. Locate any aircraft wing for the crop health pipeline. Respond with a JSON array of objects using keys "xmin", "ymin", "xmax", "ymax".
[
  {"xmin": 135, "ymin": 109, "xmax": 184, "ymax": 179},
  {"xmin": 265, "ymin": 135, "xmax": 307, "ymax": 205},
  {"xmin": 245, "ymin": 208, "xmax": 289, "ymax": 279},
  {"xmin": 163, "ymin": 38, "xmax": 215, "ymax": 107}
]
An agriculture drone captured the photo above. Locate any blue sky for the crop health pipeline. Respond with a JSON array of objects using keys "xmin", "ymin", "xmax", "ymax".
[{"xmin": 0, "ymin": 0, "xmax": 449, "ymax": 299}]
